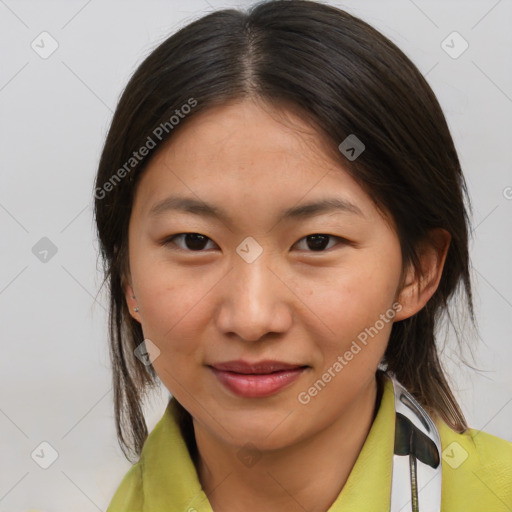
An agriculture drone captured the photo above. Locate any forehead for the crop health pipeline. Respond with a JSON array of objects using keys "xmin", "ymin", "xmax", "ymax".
[
  {"xmin": 131, "ymin": 99, "xmax": 374, "ymax": 222},
  {"xmin": 164, "ymin": 100, "xmax": 336, "ymax": 173}
]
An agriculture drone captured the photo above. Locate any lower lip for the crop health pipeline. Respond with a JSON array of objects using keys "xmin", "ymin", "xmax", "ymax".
[{"xmin": 210, "ymin": 367, "xmax": 307, "ymax": 398}]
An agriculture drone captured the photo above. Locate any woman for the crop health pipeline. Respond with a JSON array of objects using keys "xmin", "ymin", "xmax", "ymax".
[{"xmin": 93, "ymin": 1, "xmax": 512, "ymax": 510}]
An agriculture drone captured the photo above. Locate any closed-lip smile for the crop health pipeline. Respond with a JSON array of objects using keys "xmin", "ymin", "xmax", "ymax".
[{"xmin": 208, "ymin": 359, "xmax": 309, "ymax": 397}]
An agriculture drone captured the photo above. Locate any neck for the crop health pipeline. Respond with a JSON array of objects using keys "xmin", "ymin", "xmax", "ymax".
[{"xmin": 193, "ymin": 374, "xmax": 383, "ymax": 512}]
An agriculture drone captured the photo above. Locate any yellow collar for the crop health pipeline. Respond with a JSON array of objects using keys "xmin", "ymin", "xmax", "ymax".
[{"xmin": 139, "ymin": 377, "xmax": 396, "ymax": 511}]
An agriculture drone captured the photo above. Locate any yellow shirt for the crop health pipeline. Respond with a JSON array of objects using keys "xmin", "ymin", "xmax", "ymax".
[{"xmin": 106, "ymin": 378, "xmax": 512, "ymax": 511}]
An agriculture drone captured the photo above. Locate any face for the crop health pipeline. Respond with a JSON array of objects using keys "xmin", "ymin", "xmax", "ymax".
[{"xmin": 124, "ymin": 98, "xmax": 408, "ymax": 451}]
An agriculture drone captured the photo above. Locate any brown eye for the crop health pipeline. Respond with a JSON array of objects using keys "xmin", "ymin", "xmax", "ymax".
[
  {"xmin": 163, "ymin": 233, "xmax": 217, "ymax": 251},
  {"xmin": 295, "ymin": 234, "xmax": 343, "ymax": 252}
]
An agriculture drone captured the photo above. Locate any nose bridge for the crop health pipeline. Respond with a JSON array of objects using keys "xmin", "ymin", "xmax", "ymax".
[
  {"xmin": 233, "ymin": 246, "xmax": 277, "ymax": 309},
  {"xmin": 218, "ymin": 242, "xmax": 289, "ymax": 341}
]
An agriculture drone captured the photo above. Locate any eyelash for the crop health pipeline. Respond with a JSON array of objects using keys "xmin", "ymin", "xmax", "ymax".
[{"xmin": 161, "ymin": 233, "xmax": 349, "ymax": 253}]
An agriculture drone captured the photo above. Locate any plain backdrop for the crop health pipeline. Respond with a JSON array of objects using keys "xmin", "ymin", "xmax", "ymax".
[{"xmin": 1, "ymin": 0, "xmax": 511, "ymax": 510}]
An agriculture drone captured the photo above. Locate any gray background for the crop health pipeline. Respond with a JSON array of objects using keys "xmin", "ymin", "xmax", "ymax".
[{"xmin": 1, "ymin": 0, "xmax": 511, "ymax": 510}]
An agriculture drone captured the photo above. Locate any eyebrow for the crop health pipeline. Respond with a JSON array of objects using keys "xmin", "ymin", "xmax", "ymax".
[{"xmin": 148, "ymin": 195, "xmax": 365, "ymax": 223}]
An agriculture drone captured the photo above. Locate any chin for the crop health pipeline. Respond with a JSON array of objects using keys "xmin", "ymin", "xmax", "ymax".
[
  {"xmin": 220, "ymin": 410, "xmax": 306, "ymax": 451},
  {"xmin": 232, "ymin": 430, "xmax": 294, "ymax": 454}
]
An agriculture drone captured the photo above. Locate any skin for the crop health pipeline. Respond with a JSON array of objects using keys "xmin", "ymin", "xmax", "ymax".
[{"xmin": 123, "ymin": 98, "xmax": 450, "ymax": 512}]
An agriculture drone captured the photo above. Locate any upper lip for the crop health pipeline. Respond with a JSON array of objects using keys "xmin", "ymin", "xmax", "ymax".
[{"xmin": 209, "ymin": 360, "xmax": 308, "ymax": 374}]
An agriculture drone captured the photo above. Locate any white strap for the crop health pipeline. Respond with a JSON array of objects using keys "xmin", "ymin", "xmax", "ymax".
[{"xmin": 389, "ymin": 375, "xmax": 442, "ymax": 512}]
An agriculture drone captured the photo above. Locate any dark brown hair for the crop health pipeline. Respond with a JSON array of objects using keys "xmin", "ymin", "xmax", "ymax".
[{"xmin": 93, "ymin": 0, "xmax": 477, "ymax": 463}]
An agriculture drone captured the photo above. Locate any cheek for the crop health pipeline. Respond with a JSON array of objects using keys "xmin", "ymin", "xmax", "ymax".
[
  {"xmin": 304, "ymin": 255, "xmax": 401, "ymax": 355},
  {"xmin": 327, "ymin": 269, "xmax": 397, "ymax": 317},
  {"xmin": 133, "ymin": 261, "xmax": 206, "ymax": 355},
  {"xmin": 137, "ymin": 268, "xmax": 208, "ymax": 396}
]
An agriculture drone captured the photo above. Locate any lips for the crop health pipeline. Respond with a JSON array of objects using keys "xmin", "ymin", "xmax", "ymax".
[
  {"xmin": 211, "ymin": 359, "xmax": 306, "ymax": 374},
  {"xmin": 208, "ymin": 360, "xmax": 309, "ymax": 398}
]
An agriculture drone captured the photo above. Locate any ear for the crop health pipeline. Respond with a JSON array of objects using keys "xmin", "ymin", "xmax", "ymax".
[
  {"xmin": 393, "ymin": 228, "xmax": 451, "ymax": 322},
  {"xmin": 123, "ymin": 275, "xmax": 141, "ymax": 324}
]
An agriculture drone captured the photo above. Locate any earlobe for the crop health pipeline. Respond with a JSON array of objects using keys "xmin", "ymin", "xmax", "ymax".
[
  {"xmin": 123, "ymin": 281, "xmax": 141, "ymax": 322},
  {"xmin": 393, "ymin": 228, "xmax": 451, "ymax": 322}
]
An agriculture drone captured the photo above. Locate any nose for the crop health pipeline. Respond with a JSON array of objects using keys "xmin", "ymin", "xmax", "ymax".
[{"xmin": 215, "ymin": 254, "xmax": 293, "ymax": 343}]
